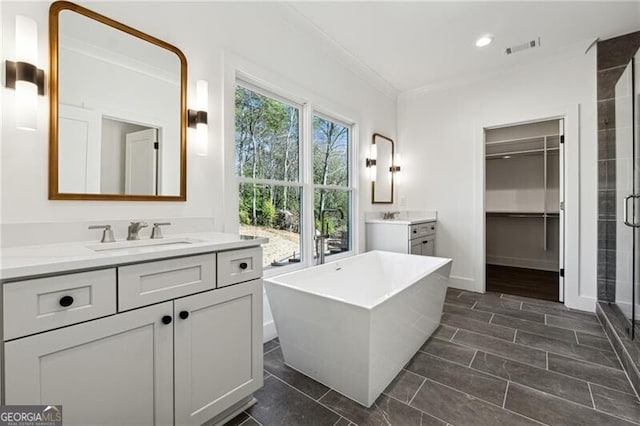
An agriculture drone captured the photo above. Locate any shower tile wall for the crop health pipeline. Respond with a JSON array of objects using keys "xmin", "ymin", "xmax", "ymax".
[{"xmin": 597, "ymin": 31, "xmax": 640, "ymax": 302}]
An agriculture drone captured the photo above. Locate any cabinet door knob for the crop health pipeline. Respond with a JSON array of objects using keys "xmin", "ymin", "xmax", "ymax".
[
  {"xmin": 162, "ymin": 315, "xmax": 172, "ymax": 325},
  {"xmin": 59, "ymin": 295, "xmax": 74, "ymax": 307},
  {"xmin": 179, "ymin": 311, "xmax": 189, "ymax": 320},
  {"xmin": 239, "ymin": 262, "xmax": 248, "ymax": 270}
]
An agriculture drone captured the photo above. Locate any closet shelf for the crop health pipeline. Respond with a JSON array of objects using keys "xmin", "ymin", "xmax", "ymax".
[
  {"xmin": 485, "ymin": 147, "xmax": 560, "ymax": 159},
  {"xmin": 485, "ymin": 134, "xmax": 560, "ymax": 146},
  {"xmin": 486, "ymin": 211, "xmax": 560, "ymax": 217}
]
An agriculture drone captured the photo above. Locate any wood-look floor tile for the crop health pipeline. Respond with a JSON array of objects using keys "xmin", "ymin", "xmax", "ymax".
[
  {"xmin": 474, "ymin": 299, "xmax": 545, "ymax": 323},
  {"xmin": 576, "ymin": 331, "xmax": 615, "ymax": 352},
  {"xmin": 333, "ymin": 417, "xmax": 351, "ymax": 426},
  {"xmin": 442, "ymin": 313, "xmax": 515, "ymax": 341},
  {"xmin": 383, "ymin": 369, "xmax": 425, "ymax": 403},
  {"xmin": 442, "ymin": 304, "xmax": 492, "ymax": 322},
  {"xmin": 446, "ymin": 288, "xmax": 462, "ymax": 298},
  {"xmin": 452, "ymin": 329, "xmax": 547, "ymax": 368},
  {"xmin": 505, "ymin": 382, "xmax": 637, "ymax": 426},
  {"xmin": 248, "ymin": 376, "xmax": 340, "ymax": 426},
  {"xmin": 501, "ymin": 294, "xmax": 569, "ymax": 308},
  {"xmin": 522, "ymin": 302, "xmax": 601, "ymax": 324},
  {"xmin": 590, "ymin": 383, "xmax": 640, "ymax": 424},
  {"xmin": 264, "ymin": 347, "xmax": 330, "ymax": 399},
  {"xmin": 319, "ymin": 391, "xmax": 425, "ymax": 426},
  {"xmin": 547, "ymin": 353, "xmax": 636, "ymax": 394},
  {"xmin": 431, "ymin": 324, "xmax": 457, "ymax": 341},
  {"xmin": 546, "ymin": 314, "xmax": 608, "ymax": 337},
  {"xmin": 471, "ymin": 351, "xmax": 593, "ymax": 406},
  {"xmin": 491, "ymin": 313, "xmax": 578, "ymax": 343},
  {"xmin": 410, "ymin": 379, "xmax": 540, "ymax": 426},
  {"xmin": 406, "ymin": 352, "xmax": 507, "ymax": 406},
  {"xmin": 515, "ymin": 331, "xmax": 622, "ymax": 370},
  {"xmin": 263, "ymin": 339, "xmax": 280, "ymax": 353},
  {"xmin": 444, "ymin": 295, "xmax": 476, "ymax": 308},
  {"xmin": 420, "ymin": 337, "xmax": 477, "ymax": 366}
]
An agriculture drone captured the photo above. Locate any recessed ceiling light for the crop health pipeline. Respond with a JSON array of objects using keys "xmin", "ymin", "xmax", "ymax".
[
  {"xmin": 476, "ymin": 35, "xmax": 494, "ymax": 48},
  {"xmin": 502, "ymin": 155, "xmax": 511, "ymax": 159}
]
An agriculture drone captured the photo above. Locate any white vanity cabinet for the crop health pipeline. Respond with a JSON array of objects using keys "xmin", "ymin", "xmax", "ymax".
[
  {"xmin": 174, "ymin": 279, "xmax": 262, "ymax": 425},
  {"xmin": 1, "ymin": 244, "xmax": 264, "ymax": 426},
  {"xmin": 366, "ymin": 218, "xmax": 437, "ymax": 256},
  {"xmin": 5, "ymin": 301, "xmax": 174, "ymax": 425}
]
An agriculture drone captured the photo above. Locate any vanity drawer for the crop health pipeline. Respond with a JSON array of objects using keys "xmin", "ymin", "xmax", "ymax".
[
  {"xmin": 3, "ymin": 269, "xmax": 116, "ymax": 341},
  {"xmin": 410, "ymin": 222, "xmax": 436, "ymax": 239},
  {"xmin": 217, "ymin": 247, "xmax": 262, "ymax": 288},
  {"xmin": 118, "ymin": 254, "xmax": 216, "ymax": 311}
]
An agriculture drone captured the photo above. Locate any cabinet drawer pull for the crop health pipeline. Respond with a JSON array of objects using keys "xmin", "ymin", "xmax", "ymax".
[
  {"xmin": 423, "ymin": 241, "xmax": 428, "ymax": 244},
  {"xmin": 59, "ymin": 295, "xmax": 74, "ymax": 307},
  {"xmin": 162, "ymin": 315, "xmax": 172, "ymax": 325},
  {"xmin": 179, "ymin": 311, "xmax": 189, "ymax": 320},
  {"xmin": 239, "ymin": 262, "xmax": 248, "ymax": 270}
]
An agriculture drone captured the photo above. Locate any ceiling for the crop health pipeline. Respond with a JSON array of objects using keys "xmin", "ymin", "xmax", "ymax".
[{"xmin": 287, "ymin": 1, "xmax": 640, "ymax": 95}]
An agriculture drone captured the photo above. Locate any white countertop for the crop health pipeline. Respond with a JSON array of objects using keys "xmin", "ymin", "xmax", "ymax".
[
  {"xmin": 365, "ymin": 211, "xmax": 437, "ymax": 225},
  {"xmin": 0, "ymin": 232, "xmax": 268, "ymax": 281}
]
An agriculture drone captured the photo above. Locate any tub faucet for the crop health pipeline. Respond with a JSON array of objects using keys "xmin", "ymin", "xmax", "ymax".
[
  {"xmin": 316, "ymin": 208, "xmax": 344, "ymax": 265},
  {"xmin": 127, "ymin": 221, "xmax": 148, "ymax": 240}
]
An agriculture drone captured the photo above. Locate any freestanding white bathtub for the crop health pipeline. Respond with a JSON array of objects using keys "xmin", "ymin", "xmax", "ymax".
[{"xmin": 264, "ymin": 250, "xmax": 452, "ymax": 407}]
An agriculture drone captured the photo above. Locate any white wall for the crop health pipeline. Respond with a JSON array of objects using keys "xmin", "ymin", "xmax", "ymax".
[
  {"xmin": 1, "ymin": 2, "xmax": 396, "ymax": 341},
  {"xmin": 397, "ymin": 45, "xmax": 598, "ymax": 311},
  {"xmin": 1, "ymin": 1, "xmax": 396, "ymax": 242}
]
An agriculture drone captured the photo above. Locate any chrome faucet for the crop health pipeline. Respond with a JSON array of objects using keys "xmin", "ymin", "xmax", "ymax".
[
  {"xmin": 127, "ymin": 221, "xmax": 148, "ymax": 240},
  {"xmin": 316, "ymin": 208, "xmax": 344, "ymax": 265},
  {"xmin": 383, "ymin": 211, "xmax": 401, "ymax": 220}
]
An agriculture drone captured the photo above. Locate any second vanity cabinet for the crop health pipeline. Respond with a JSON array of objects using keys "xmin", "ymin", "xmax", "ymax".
[
  {"xmin": 366, "ymin": 218, "xmax": 437, "ymax": 256},
  {"xmin": 2, "ymin": 245, "xmax": 263, "ymax": 426}
]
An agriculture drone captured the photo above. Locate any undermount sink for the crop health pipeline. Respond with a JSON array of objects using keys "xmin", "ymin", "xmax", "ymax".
[{"xmin": 87, "ymin": 237, "xmax": 204, "ymax": 252}]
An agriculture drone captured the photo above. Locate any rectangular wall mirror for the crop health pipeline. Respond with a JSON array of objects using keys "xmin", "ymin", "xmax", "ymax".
[
  {"xmin": 371, "ymin": 133, "xmax": 395, "ymax": 204},
  {"xmin": 49, "ymin": 1, "xmax": 187, "ymax": 201}
]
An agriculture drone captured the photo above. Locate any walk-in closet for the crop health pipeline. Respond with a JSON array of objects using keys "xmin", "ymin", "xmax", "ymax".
[{"xmin": 485, "ymin": 119, "xmax": 564, "ymax": 301}]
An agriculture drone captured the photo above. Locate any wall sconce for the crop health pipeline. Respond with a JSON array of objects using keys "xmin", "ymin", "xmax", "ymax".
[
  {"xmin": 5, "ymin": 16, "xmax": 45, "ymax": 131},
  {"xmin": 390, "ymin": 153, "xmax": 401, "ymax": 173},
  {"xmin": 365, "ymin": 142, "xmax": 377, "ymax": 181},
  {"xmin": 188, "ymin": 79, "xmax": 208, "ymax": 156},
  {"xmin": 390, "ymin": 153, "xmax": 401, "ymax": 184}
]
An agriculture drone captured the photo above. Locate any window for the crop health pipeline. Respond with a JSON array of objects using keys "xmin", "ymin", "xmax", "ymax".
[
  {"xmin": 313, "ymin": 115, "xmax": 352, "ymax": 259},
  {"xmin": 234, "ymin": 82, "xmax": 354, "ymax": 269},
  {"xmin": 235, "ymin": 84, "xmax": 302, "ymax": 267}
]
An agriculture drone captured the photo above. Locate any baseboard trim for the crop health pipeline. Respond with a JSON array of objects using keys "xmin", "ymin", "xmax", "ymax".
[
  {"xmin": 448, "ymin": 275, "xmax": 478, "ymax": 292},
  {"xmin": 566, "ymin": 295, "xmax": 596, "ymax": 313},
  {"xmin": 263, "ymin": 320, "xmax": 277, "ymax": 342}
]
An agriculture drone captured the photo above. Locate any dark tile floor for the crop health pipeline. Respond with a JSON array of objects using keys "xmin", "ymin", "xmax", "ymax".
[{"xmin": 225, "ymin": 289, "xmax": 640, "ymax": 426}]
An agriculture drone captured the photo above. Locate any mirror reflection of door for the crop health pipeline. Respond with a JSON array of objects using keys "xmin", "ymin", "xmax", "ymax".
[
  {"xmin": 58, "ymin": 104, "xmax": 101, "ymax": 193},
  {"xmin": 125, "ymin": 128, "xmax": 158, "ymax": 196}
]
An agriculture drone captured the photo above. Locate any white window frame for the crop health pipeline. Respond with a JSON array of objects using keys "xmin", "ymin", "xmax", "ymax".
[{"xmin": 234, "ymin": 78, "xmax": 357, "ymax": 277}]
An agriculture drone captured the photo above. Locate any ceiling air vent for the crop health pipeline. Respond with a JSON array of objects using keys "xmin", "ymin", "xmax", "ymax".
[{"xmin": 505, "ymin": 38, "xmax": 541, "ymax": 55}]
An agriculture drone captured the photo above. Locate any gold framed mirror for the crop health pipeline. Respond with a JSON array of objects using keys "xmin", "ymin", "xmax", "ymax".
[
  {"xmin": 49, "ymin": 1, "xmax": 187, "ymax": 201},
  {"xmin": 371, "ymin": 133, "xmax": 395, "ymax": 204}
]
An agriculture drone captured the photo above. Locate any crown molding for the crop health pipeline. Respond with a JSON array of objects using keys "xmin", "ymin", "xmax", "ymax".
[{"xmin": 278, "ymin": 3, "xmax": 399, "ymax": 100}]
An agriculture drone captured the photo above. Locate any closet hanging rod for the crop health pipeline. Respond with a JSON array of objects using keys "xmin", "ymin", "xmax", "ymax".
[
  {"xmin": 486, "ymin": 147, "xmax": 560, "ymax": 158},
  {"xmin": 485, "ymin": 133, "xmax": 561, "ymax": 146}
]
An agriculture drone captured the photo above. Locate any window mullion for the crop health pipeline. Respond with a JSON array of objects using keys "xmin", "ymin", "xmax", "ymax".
[{"xmin": 302, "ymin": 103, "xmax": 315, "ymax": 268}]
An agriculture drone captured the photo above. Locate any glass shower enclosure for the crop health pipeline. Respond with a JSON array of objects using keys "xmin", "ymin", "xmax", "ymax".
[{"xmin": 616, "ymin": 47, "xmax": 640, "ymax": 338}]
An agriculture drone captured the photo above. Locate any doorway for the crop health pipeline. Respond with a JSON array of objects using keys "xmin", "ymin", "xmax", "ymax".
[{"xmin": 484, "ymin": 119, "xmax": 565, "ymax": 302}]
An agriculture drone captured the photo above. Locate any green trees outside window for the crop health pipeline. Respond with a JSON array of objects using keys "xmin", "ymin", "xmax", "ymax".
[{"xmin": 235, "ymin": 83, "xmax": 353, "ymax": 267}]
